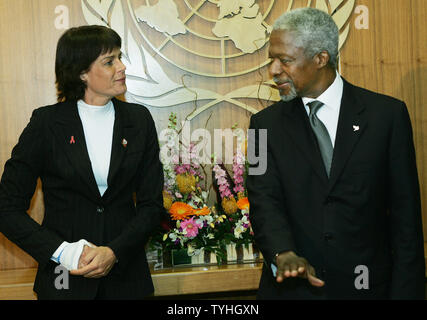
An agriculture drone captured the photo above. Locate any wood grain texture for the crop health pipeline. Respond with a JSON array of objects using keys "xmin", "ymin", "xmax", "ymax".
[
  {"xmin": 0, "ymin": 268, "xmax": 37, "ymax": 300},
  {"xmin": 0, "ymin": 263, "xmax": 263, "ymax": 299},
  {"xmin": 340, "ymin": 0, "xmax": 427, "ymax": 238},
  {"xmin": 152, "ymin": 263, "xmax": 263, "ymax": 296}
]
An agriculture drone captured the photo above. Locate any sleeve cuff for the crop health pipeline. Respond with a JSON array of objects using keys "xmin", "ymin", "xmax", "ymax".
[{"xmin": 50, "ymin": 241, "xmax": 70, "ymax": 264}]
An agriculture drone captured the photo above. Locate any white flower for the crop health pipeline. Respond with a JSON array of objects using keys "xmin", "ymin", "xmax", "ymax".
[
  {"xmin": 201, "ymin": 191, "xmax": 209, "ymax": 202},
  {"xmin": 167, "ymin": 138, "xmax": 176, "ymax": 148},
  {"xmin": 196, "ymin": 215, "xmax": 213, "ymax": 226},
  {"xmin": 187, "ymin": 244, "xmax": 195, "ymax": 256},
  {"xmin": 241, "ymin": 215, "xmax": 249, "ymax": 224},
  {"xmin": 171, "ymin": 154, "xmax": 179, "ymax": 164},
  {"xmin": 195, "ymin": 217, "xmax": 203, "ymax": 226},
  {"xmin": 234, "ymin": 225, "xmax": 244, "ymax": 239}
]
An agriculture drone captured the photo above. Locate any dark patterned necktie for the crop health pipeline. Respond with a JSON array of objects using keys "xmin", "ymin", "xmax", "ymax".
[{"xmin": 308, "ymin": 100, "xmax": 333, "ymax": 177}]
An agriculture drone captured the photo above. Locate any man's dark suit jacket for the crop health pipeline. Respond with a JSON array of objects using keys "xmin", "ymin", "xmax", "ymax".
[
  {"xmin": 247, "ymin": 78, "xmax": 425, "ymax": 299},
  {"xmin": 0, "ymin": 98, "xmax": 164, "ymax": 299}
]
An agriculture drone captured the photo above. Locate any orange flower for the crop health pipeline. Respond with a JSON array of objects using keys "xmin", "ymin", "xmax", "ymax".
[
  {"xmin": 237, "ymin": 197, "xmax": 250, "ymax": 211},
  {"xmin": 169, "ymin": 202, "xmax": 194, "ymax": 220},
  {"xmin": 194, "ymin": 206, "xmax": 210, "ymax": 216}
]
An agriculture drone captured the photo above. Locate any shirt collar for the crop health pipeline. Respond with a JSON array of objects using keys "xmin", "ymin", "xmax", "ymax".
[{"xmin": 302, "ymin": 71, "xmax": 343, "ymax": 112}]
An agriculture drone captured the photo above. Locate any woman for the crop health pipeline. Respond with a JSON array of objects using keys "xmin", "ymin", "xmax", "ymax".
[{"xmin": 0, "ymin": 25, "xmax": 164, "ymax": 299}]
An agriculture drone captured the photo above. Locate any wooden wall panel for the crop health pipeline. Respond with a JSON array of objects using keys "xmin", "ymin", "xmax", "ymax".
[
  {"xmin": 0, "ymin": 0, "xmax": 88, "ymax": 270},
  {"xmin": 0, "ymin": 0, "xmax": 426, "ymax": 271}
]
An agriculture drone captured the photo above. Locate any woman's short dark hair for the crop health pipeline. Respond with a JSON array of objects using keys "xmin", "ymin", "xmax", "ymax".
[{"xmin": 55, "ymin": 25, "xmax": 121, "ymax": 102}]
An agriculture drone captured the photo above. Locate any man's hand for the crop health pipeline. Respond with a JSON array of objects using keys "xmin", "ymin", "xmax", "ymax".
[
  {"xmin": 70, "ymin": 245, "xmax": 117, "ymax": 278},
  {"xmin": 275, "ymin": 251, "xmax": 325, "ymax": 287}
]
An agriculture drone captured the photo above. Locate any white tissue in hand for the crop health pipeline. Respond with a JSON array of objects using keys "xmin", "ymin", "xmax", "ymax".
[{"xmin": 60, "ymin": 239, "xmax": 93, "ymax": 270}]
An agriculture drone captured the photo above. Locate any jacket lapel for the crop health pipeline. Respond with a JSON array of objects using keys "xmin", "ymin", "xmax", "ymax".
[
  {"xmin": 103, "ymin": 98, "xmax": 138, "ymax": 199},
  {"xmin": 52, "ymin": 99, "xmax": 140, "ymax": 200},
  {"xmin": 281, "ymin": 98, "xmax": 329, "ymax": 184},
  {"xmin": 328, "ymin": 80, "xmax": 367, "ymax": 192},
  {"xmin": 52, "ymin": 100, "xmax": 101, "ymax": 199}
]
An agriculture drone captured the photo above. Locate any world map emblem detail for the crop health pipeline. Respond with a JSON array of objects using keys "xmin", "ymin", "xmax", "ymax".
[
  {"xmin": 132, "ymin": 0, "xmax": 273, "ymax": 77},
  {"xmin": 81, "ymin": 0, "xmax": 355, "ymax": 119}
]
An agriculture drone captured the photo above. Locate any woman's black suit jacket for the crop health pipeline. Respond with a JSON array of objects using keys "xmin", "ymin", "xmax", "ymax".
[{"xmin": 0, "ymin": 98, "xmax": 164, "ymax": 299}]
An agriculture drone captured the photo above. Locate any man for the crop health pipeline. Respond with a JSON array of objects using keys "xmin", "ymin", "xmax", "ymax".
[{"xmin": 247, "ymin": 7, "xmax": 425, "ymax": 299}]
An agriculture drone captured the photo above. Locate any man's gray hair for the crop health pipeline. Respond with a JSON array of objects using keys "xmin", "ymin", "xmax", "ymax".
[{"xmin": 273, "ymin": 7, "xmax": 339, "ymax": 69}]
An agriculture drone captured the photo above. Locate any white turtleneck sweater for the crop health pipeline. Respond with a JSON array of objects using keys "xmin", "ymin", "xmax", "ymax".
[{"xmin": 77, "ymin": 99, "xmax": 115, "ymax": 196}]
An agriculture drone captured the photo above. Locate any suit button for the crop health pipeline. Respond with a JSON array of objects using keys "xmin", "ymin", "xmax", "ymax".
[
  {"xmin": 325, "ymin": 196, "xmax": 334, "ymax": 205},
  {"xmin": 96, "ymin": 206, "xmax": 104, "ymax": 214},
  {"xmin": 324, "ymin": 233, "xmax": 333, "ymax": 241}
]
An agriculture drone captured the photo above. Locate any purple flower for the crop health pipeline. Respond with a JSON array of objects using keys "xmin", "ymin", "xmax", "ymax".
[{"xmin": 175, "ymin": 166, "xmax": 187, "ymax": 174}]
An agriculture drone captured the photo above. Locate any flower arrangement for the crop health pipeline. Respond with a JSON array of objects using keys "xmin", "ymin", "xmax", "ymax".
[
  {"xmin": 152, "ymin": 113, "xmax": 228, "ymax": 264},
  {"xmin": 148, "ymin": 114, "xmax": 258, "ymax": 267},
  {"xmin": 211, "ymin": 145, "xmax": 254, "ymax": 249}
]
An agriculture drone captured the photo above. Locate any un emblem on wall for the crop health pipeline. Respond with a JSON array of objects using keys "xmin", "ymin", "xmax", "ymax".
[
  {"xmin": 131, "ymin": 0, "xmax": 273, "ymax": 77},
  {"xmin": 81, "ymin": 0, "xmax": 354, "ymax": 119}
]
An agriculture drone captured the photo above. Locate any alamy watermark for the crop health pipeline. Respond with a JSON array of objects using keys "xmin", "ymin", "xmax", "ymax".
[
  {"xmin": 354, "ymin": 265, "xmax": 369, "ymax": 290},
  {"xmin": 158, "ymin": 123, "xmax": 267, "ymax": 176},
  {"xmin": 54, "ymin": 265, "xmax": 69, "ymax": 290}
]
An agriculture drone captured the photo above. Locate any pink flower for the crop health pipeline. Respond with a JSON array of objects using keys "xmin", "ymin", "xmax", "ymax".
[
  {"xmin": 181, "ymin": 217, "xmax": 202, "ymax": 238},
  {"xmin": 219, "ymin": 184, "xmax": 228, "ymax": 192},
  {"xmin": 213, "ymin": 163, "xmax": 233, "ymax": 200},
  {"xmin": 232, "ymin": 150, "xmax": 246, "ymax": 195},
  {"xmin": 234, "ymin": 176, "xmax": 244, "ymax": 184},
  {"xmin": 217, "ymin": 177, "xmax": 227, "ymax": 185},
  {"xmin": 223, "ymin": 189, "xmax": 232, "ymax": 198},
  {"xmin": 233, "ymin": 185, "xmax": 244, "ymax": 194}
]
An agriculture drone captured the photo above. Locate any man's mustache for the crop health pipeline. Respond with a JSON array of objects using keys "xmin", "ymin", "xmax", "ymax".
[{"xmin": 273, "ymin": 77, "xmax": 294, "ymax": 87}]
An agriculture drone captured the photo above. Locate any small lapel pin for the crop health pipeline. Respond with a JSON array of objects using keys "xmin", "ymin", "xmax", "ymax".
[
  {"xmin": 70, "ymin": 136, "xmax": 76, "ymax": 144},
  {"xmin": 353, "ymin": 125, "xmax": 360, "ymax": 132},
  {"xmin": 122, "ymin": 138, "xmax": 128, "ymax": 148}
]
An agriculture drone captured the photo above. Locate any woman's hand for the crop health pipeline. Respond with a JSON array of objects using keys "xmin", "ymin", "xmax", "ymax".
[{"xmin": 70, "ymin": 245, "xmax": 117, "ymax": 278}]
